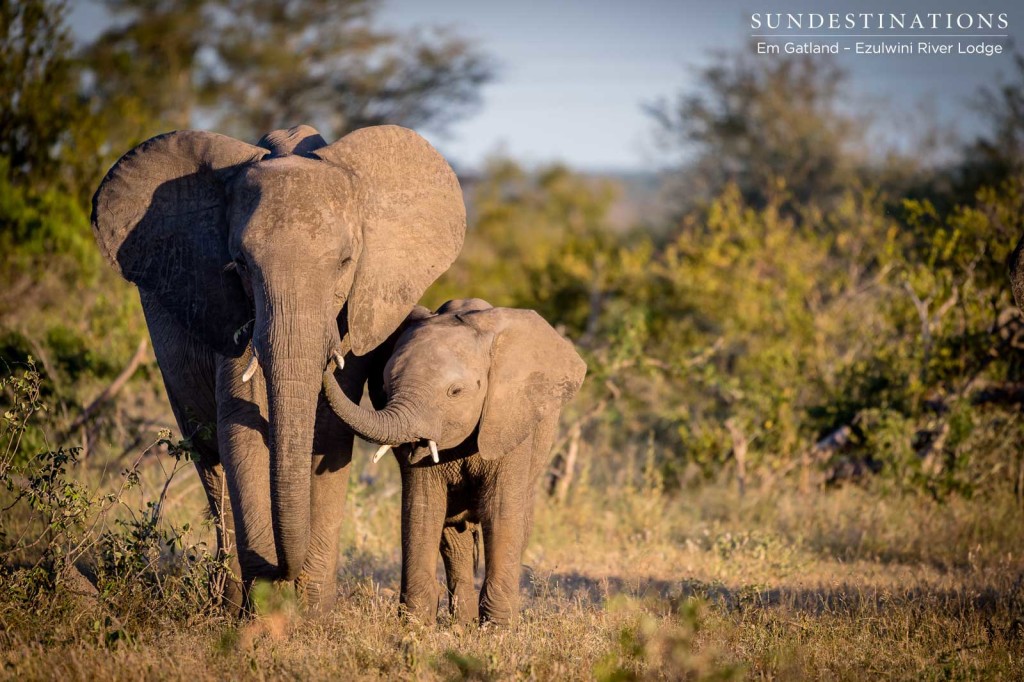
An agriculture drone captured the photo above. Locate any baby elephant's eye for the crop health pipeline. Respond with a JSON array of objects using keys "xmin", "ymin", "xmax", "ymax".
[{"xmin": 446, "ymin": 384, "xmax": 464, "ymax": 398}]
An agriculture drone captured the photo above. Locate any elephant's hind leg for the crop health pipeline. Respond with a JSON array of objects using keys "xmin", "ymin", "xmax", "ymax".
[
  {"xmin": 441, "ymin": 522, "xmax": 480, "ymax": 624},
  {"xmin": 157, "ymin": 374, "xmax": 242, "ymax": 611}
]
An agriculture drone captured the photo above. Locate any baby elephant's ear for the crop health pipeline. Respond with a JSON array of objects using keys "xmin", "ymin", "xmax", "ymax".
[{"xmin": 469, "ymin": 309, "xmax": 587, "ymax": 460}]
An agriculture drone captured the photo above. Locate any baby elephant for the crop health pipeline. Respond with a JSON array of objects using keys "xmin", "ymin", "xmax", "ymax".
[{"xmin": 322, "ymin": 299, "xmax": 586, "ymax": 624}]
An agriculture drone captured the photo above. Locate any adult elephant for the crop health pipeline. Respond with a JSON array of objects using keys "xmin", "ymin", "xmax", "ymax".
[{"xmin": 91, "ymin": 124, "xmax": 465, "ymax": 611}]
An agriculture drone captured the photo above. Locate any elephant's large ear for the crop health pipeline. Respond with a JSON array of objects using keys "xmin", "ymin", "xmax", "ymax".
[
  {"xmin": 466, "ymin": 309, "xmax": 586, "ymax": 460},
  {"xmin": 314, "ymin": 126, "xmax": 466, "ymax": 356},
  {"xmin": 92, "ymin": 131, "xmax": 267, "ymax": 356}
]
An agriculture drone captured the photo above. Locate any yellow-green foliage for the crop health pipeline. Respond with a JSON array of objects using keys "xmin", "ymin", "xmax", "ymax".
[
  {"xmin": 427, "ymin": 160, "xmax": 625, "ymax": 313},
  {"xmin": 431, "ymin": 161, "xmax": 1024, "ymax": 497}
]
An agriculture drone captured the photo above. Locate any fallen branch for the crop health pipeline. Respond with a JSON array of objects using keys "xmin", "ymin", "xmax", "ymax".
[
  {"xmin": 969, "ymin": 382, "xmax": 1024, "ymax": 406},
  {"xmin": 809, "ymin": 425, "xmax": 853, "ymax": 458},
  {"xmin": 769, "ymin": 425, "xmax": 853, "ymax": 489},
  {"xmin": 67, "ymin": 338, "xmax": 149, "ymax": 433}
]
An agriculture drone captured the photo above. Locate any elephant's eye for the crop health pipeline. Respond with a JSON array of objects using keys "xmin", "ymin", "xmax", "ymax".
[{"xmin": 446, "ymin": 384, "xmax": 464, "ymax": 399}]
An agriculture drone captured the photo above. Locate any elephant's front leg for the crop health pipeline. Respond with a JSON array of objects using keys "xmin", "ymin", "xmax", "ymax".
[
  {"xmin": 479, "ymin": 461, "xmax": 533, "ymax": 626},
  {"xmin": 400, "ymin": 460, "xmax": 447, "ymax": 623},
  {"xmin": 300, "ymin": 399, "xmax": 354, "ymax": 612},
  {"xmin": 441, "ymin": 522, "xmax": 479, "ymax": 624},
  {"xmin": 217, "ymin": 351, "xmax": 279, "ymax": 604}
]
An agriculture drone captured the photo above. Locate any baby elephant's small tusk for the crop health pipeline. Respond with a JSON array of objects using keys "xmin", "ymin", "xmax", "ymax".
[
  {"xmin": 242, "ymin": 354, "xmax": 259, "ymax": 383},
  {"xmin": 332, "ymin": 349, "xmax": 345, "ymax": 370},
  {"xmin": 372, "ymin": 443, "xmax": 392, "ymax": 463},
  {"xmin": 428, "ymin": 439, "xmax": 440, "ymax": 464}
]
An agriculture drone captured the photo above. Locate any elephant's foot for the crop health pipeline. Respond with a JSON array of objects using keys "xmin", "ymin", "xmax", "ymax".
[
  {"xmin": 296, "ymin": 572, "xmax": 338, "ymax": 614},
  {"xmin": 478, "ymin": 608, "xmax": 515, "ymax": 627},
  {"xmin": 449, "ymin": 588, "xmax": 479, "ymax": 625},
  {"xmin": 217, "ymin": 572, "xmax": 247, "ymax": 617},
  {"xmin": 478, "ymin": 579, "xmax": 519, "ymax": 627},
  {"xmin": 400, "ymin": 582, "xmax": 441, "ymax": 624}
]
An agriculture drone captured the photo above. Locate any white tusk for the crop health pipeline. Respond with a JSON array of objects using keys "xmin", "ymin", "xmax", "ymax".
[
  {"xmin": 332, "ymin": 350, "xmax": 345, "ymax": 370},
  {"xmin": 242, "ymin": 354, "xmax": 259, "ymax": 383},
  {"xmin": 372, "ymin": 443, "xmax": 392, "ymax": 463},
  {"xmin": 428, "ymin": 439, "xmax": 440, "ymax": 464}
]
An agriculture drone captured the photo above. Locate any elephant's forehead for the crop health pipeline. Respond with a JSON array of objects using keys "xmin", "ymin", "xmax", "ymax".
[
  {"xmin": 233, "ymin": 157, "xmax": 356, "ymax": 245},
  {"xmin": 398, "ymin": 323, "xmax": 482, "ymax": 367},
  {"xmin": 243, "ymin": 156, "xmax": 350, "ymax": 192}
]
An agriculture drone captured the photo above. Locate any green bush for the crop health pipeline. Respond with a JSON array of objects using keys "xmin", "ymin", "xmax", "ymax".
[
  {"xmin": 0, "ymin": 157, "xmax": 100, "ymax": 283},
  {"xmin": 0, "ymin": 363, "xmax": 230, "ymax": 635}
]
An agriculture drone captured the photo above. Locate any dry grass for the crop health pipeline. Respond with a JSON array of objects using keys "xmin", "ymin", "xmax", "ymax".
[{"xmin": 3, "ymin": 446, "xmax": 1024, "ymax": 681}]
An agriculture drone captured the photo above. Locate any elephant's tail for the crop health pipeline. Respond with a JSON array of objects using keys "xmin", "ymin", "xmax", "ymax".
[{"xmin": 472, "ymin": 524, "xmax": 482, "ymax": 575}]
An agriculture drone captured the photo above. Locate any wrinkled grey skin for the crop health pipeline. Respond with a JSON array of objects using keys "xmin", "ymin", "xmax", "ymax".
[
  {"xmin": 323, "ymin": 299, "xmax": 586, "ymax": 624},
  {"xmin": 91, "ymin": 124, "xmax": 465, "ymax": 612}
]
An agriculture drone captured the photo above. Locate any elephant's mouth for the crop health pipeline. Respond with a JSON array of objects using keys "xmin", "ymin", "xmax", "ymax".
[{"xmin": 370, "ymin": 439, "xmax": 440, "ymax": 465}]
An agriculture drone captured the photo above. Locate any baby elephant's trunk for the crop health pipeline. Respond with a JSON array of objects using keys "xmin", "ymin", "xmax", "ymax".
[{"xmin": 322, "ymin": 364, "xmax": 418, "ymax": 445}]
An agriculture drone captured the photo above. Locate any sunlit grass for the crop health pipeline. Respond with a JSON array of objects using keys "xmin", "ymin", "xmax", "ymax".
[{"xmin": 3, "ymin": 444, "xmax": 1023, "ymax": 680}]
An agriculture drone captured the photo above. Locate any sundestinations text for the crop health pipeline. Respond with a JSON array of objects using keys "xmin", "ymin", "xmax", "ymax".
[{"xmin": 750, "ymin": 12, "xmax": 1009, "ymax": 31}]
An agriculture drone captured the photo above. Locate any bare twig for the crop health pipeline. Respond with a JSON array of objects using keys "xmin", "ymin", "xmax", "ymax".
[
  {"xmin": 725, "ymin": 418, "xmax": 748, "ymax": 499},
  {"xmin": 902, "ymin": 282, "xmax": 959, "ymax": 382},
  {"xmin": 549, "ymin": 423, "xmax": 582, "ymax": 502}
]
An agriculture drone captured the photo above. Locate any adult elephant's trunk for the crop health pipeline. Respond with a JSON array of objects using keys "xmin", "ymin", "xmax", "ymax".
[
  {"xmin": 262, "ymin": 316, "xmax": 324, "ymax": 582},
  {"xmin": 322, "ymin": 369, "xmax": 419, "ymax": 445}
]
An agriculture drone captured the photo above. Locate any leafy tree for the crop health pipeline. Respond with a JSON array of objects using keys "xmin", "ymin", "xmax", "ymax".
[
  {"xmin": 83, "ymin": 0, "xmax": 493, "ymax": 143},
  {"xmin": 957, "ymin": 53, "xmax": 1024, "ymax": 196},
  {"xmin": 0, "ymin": 0, "xmax": 83, "ymax": 188},
  {"xmin": 428, "ymin": 159, "xmax": 628, "ymax": 330},
  {"xmin": 205, "ymin": 0, "xmax": 492, "ymax": 140},
  {"xmin": 647, "ymin": 51, "xmax": 866, "ymax": 211},
  {"xmin": 81, "ymin": 0, "xmax": 206, "ymax": 134}
]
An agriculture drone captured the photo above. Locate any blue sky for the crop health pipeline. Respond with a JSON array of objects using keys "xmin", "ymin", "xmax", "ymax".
[
  {"xmin": 70, "ymin": 0, "xmax": 1021, "ymax": 171},
  {"xmin": 375, "ymin": 0, "xmax": 740, "ymax": 171}
]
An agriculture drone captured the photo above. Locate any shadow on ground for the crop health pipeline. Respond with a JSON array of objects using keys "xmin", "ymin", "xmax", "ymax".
[
  {"xmin": 522, "ymin": 568, "xmax": 1024, "ymax": 621},
  {"xmin": 337, "ymin": 546, "xmax": 1024, "ymax": 629}
]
